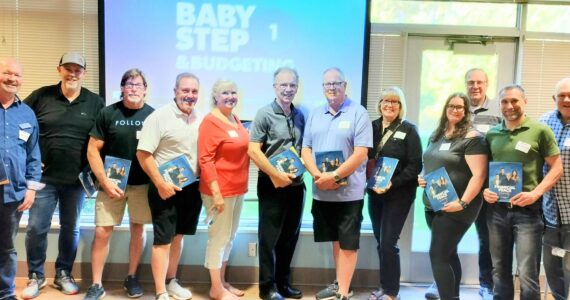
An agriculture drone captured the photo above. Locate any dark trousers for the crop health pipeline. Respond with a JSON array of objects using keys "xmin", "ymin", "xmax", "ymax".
[
  {"xmin": 367, "ymin": 189, "xmax": 414, "ymax": 296},
  {"xmin": 0, "ymin": 201, "xmax": 23, "ymax": 299},
  {"xmin": 257, "ymin": 176, "xmax": 304, "ymax": 291},
  {"xmin": 426, "ymin": 211, "xmax": 472, "ymax": 300},
  {"xmin": 474, "ymin": 202, "xmax": 494, "ymax": 289},
  {"xmin": 543, "ymin": 225, "xmax": 570, "ymax": 300}
]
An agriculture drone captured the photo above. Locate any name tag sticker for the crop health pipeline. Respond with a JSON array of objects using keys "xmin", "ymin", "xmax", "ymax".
[
  {"xmin": 136, "ymin": 131, "xmax": 141, "ymax": 140},
  {"xmin": 338, "ymin": 121, "xmax": 350, "ymax": 129},
  {"xmin": 564, "ymin": 138, "xmax": 570, "ymax": 147},
  {"xmin": 19, "ymin": 130, "xmax": 30, "ymax": 142},
  {"xmin": 476, "ymin": 124, "xmax": 490, "ymax": 133},
  {"xmin": 552, "ymin": 247, "xmax": 566, "ymax": 258},
  {"xmin": 394, "ymin": 131, "xmax": 406, "ymax": 139},
  {"xmin": 440, "ymin": 143, "xmax": 451, "ymax": 151},
  {"xmin": 19, "ymin": 122, "xmax": 32, "ymax": 129},
  {"xmin": 515, "ymin": 141, "xmax": 531, "ymax": 153},
  {"xmin": 228, "ymin": 130, "xmax": 238, "ymax": 138}
]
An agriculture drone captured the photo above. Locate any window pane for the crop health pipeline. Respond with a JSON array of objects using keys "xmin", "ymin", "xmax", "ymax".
[
  {"xmin": 371, "ymin": 0, "xmax": 517, "ymax": 28},
  {"xmin": 412, "ymin": 49, "xmax": 498, "ymax": 253},
  {"xmin": 527, "ymin": 4, "xmax": 570, "ymax": 34}
]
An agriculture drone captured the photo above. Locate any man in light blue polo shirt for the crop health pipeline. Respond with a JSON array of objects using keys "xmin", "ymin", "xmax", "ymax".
[{"xmin": 301, "ymin": 67, "xmax": 372, "ymax": 300}]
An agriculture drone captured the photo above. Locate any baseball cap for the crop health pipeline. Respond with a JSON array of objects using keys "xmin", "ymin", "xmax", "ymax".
[{"xmin": 59, "ymin": 52, "xmax": 86, "ymax": 69}]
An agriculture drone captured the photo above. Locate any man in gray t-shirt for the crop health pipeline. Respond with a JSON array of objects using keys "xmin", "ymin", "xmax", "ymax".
[{"xmin": 248, "ymin": 67, "xmax": 305, "ymax": 300}]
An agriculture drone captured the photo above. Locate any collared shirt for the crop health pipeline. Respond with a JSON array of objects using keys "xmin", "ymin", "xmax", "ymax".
[
  {"xmin": 250, "ymin": 99, "xmax": 305, "ymax": 184},
  {"xmin": 137, "ymin": 102, "xmax": 203, "ymax": 172},
  {"xmin": 486, "ymin": 116, "xmax": 560, "ymax": 211},
  {"xmin": 24, "ymin": 82, "xmax": 104, "ymax": 184},
  {"xmin": 540, "ymin": 109, "xmax": 570, "ymax": 226},
  {"xmin": 302, "ymin": 98, "xmax": 373, "ymax": 202},
  {"xmin": 0, "ymin": 98, "xmax": 42, "ymax": 203},
  {"xmin": 470, "ymin": 96, "xmax": 502, "ymax": 134}
]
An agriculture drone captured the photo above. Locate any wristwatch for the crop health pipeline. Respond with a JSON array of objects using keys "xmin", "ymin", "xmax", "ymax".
[
  {"xmin": 332, "ymin": 171, "xmax": 342, "ymax": 184},
  {"xmin": 457, "ymin": 199, "xmax": 468, "ymax": 209}
]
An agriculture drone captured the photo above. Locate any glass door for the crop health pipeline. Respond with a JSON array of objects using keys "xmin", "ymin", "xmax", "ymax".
[{"xmin": 400, "ymin": 35, "xmax": 516, "ymax": 283}]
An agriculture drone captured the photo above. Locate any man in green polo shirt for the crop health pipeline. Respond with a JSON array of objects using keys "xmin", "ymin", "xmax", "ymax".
[{"xmin": 483, "ymin": 84, "xmax": 562, "ymax": 299}]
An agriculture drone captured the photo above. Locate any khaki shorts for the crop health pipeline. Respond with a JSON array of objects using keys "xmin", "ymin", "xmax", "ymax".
[{"xmin": 95, "ymin": 184, "xmax": 152, "ymax": 226}]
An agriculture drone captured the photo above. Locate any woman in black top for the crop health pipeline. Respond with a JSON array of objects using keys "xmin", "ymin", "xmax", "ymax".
[
  {"xmin": 367, "ymin": 87, "xmax": 422, "ymax": 300},
  {"xmin": 419, "ymin": 93, "xmax": 488, "ymax": 300}
]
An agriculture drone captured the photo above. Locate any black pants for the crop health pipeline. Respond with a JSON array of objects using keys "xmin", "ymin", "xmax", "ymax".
[
  {"xmin": 426, "ymin": 211, "xmax": 471, "ymax": 300},
  {"xmin": 257, "ymin": 176, "xmax": 304, "ymax": 291},
  {"xmin": 367, "ymin": 189, "xmax": 414, "ymax": 296},
  {"xmin": 474, "ymin": 202, "xmax": 493, "ymax": 289}
]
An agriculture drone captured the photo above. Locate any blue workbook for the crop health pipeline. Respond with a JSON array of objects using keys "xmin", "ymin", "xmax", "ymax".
[
  {"xmin": 489, "ymin": 162, "xmax": 523, "ymax": 203},
  {"xmin": 159, "ymin": 155, "xmax": 197, "ymax": 188},
  {"xmin": 367, "ymin": 157, "xmax": 399, "ymax": 190},
  {"xmin": 424, "ymin": 167, "xmax": 458, "ymax": 212},
  {"xmin": 104, "ymin": 156, "xmax": 131, "ymax": 192},
  {"xmin": 315, "ymin": 150, "xmax": 348, "ymax": 185},
  {"xmin": 269, "ymin": 147, "xmax": 305, "ymax": 178}
]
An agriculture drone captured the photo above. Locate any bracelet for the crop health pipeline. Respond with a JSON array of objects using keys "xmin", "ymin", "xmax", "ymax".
[{"xmin": 457, "ymin": 199, "xmax": 468, "ymax": 209}]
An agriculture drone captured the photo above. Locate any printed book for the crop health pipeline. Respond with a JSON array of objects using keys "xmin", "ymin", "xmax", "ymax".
[
  {"xmin": 269, "ymin": 147, "xmax": 305, "ymax": 178},
  {"xmin": 424, "ymin": 167, "xmax": 458, "ymax": 212},
  {"xmin": 78, "ymin": 166, "xmax": 98, "ymax": 197},
  {"xmin": 104, "ymin": 156, "xmax": 131, "ymax": 192},
  {"xmin": 159, "ymin": 155, "xmax": 197, "ymax": 188},
  {"xmin": 489, "ymin": 162, "xmax": 523, "ymax": 203},
  {"xmin": 315, "ymin": 150, "xmax": 348, "ymax": 186},
  {"xmin": 367, "ymin": 157, "xmax": 399, "ymax": 190}
]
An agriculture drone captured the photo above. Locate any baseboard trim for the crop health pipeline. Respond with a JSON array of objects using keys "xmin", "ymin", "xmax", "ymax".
[{"xmin": 17, "ymin": 262, "xmax": 380, "ymax": 287}]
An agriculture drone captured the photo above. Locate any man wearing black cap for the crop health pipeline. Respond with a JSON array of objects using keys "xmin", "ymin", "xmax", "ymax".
[{"xmin": 22, "ymin": 52, "xmax": 104, "ymax": 299}]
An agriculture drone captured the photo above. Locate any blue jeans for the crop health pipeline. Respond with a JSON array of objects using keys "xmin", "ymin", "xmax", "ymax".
[
  {"xmin": 0, "ymin": 201, "xmax": 22, "ymax": 299},
  {"xmin": 543, "ymin": 225, "xmax": 570, "ymax": 300},
  {"xmin": 487, "ymin": 204, "xmax": 543, "ymax": 300},
  {"xmin": 25, "ymin": 182, "xmax": 85, "ymax": 277}
]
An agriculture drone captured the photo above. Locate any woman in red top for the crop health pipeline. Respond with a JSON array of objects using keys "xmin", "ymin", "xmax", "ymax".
[{"xmin": 198, "ymin": 79, "xmax": 249, "ymax": 300}]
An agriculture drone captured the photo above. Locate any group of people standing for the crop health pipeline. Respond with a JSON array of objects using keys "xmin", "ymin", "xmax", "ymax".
[
  {"xmin": 369, "ymin": 68, "xmax": 570, "ymax": 300},
  {"xmin": 0, "ymin": 52, "xmax": 568, "ymax": 300}
]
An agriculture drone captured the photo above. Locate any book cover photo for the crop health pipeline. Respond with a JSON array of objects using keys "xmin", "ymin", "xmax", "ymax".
[
  {"xmin": 159, "ymin": 155, "xmax": 197, "ymax": 189},
  {"xmin": 315, "ymin": 150, "xmax": 348, "ymax": 186},
  {"xmin": 367, "ymin": 157, "xmax": 399, "ymax": 190},
  {"xmin": 423, "ymin": 167, "xmax": 459, "ymax": 212},
  {"xmin": 104, "ymin": 156, "xmax": 131, "ymax": 192},
  {"xmin": 269, "ymin": 147, "xmax": 306, "ymax": 178},
  {"xmin": 78, "ymin": 166, "xmax": 98, "ymax": 197},
  {"xmin": 489, "ymin": 162, "xmax": 523, "ymax": 203}
]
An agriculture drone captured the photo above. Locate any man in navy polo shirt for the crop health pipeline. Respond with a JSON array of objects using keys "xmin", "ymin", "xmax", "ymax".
[
  {"xmin": 301, "ymin": 67, "xmax": 372, "ymax": 300},
  {"xmin": 23, "ymin": 52, "xmax": 104, "ymax": 298}
]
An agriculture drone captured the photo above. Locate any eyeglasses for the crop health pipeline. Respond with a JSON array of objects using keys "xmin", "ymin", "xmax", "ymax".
[
  {"xmin": 556, "ymin": 94, "xmax": 570, "ymax": 101},
  {"xmin": 322, "ymin": 81, "xmax": 345, "ymax": 88},
  {"xmin": 124, "ymin": 83, "xmax": 145, "ymax": 90},
  {"xmin": 277, "ymin": 83, "xmax": 298, "ymax": 90},
  {"xmin": 447, "ymin": 104, "xmax": 465, "ymax": 112},
  {"xmin": 466, "ymin": 80, "xmax": 487, "ymax": 87},
  {"xmin": 381, "ymin": 99, "xmax": 400, "ymax": 106}
]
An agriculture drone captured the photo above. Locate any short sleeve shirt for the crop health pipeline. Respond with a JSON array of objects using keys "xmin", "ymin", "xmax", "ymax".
[
  {"xmin": 137, "ymin": 102, "xmax": 203, "ymax": 173},
  {"xmin": 422, "ymin": 135, "xmax": 488, "ymax": 223},
  {"xmin": 302, "ymin": 98, "xmax": 372, "ymax": 202},
  {"xmin": 90, "ymin": 101, "xmax": 154, "ymax": 185}
]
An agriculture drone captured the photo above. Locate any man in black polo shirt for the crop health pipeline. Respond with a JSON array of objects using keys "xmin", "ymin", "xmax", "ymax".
[
  {"xmin": 22, "ymin": 52, "xmax": 104, "ymax": 299},
  {"xmin": 248, "ymin": 67, "xmax": 305, "ymax": 300}
]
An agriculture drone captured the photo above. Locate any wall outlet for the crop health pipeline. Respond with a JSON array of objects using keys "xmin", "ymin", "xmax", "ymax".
[{"xmin": 248, "ymin": 242, "xmax": 257, "ymax": 257}]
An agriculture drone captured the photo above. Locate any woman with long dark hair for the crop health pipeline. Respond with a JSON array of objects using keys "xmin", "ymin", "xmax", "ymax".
[{"xmin": 419, "ymin": 93, "xmax": 488, "ymax": 300}]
